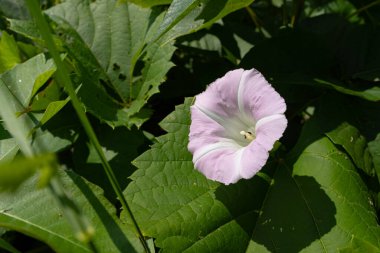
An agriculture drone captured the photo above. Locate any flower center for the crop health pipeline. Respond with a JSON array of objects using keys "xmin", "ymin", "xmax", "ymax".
[{"xmin": 240, "ymin": 130, "xmax": 255, "ymax": 141}]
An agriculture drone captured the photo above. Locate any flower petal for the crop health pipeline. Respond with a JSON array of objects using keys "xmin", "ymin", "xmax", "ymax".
[
  {"xmin": 238, "ymin": 69, "xmax": 286, "ymax": 121},
  {"xmin": 188, "ymin": 68, "xmax": 288, "ymax": 184},
  {"xmin": 255, "ymin": 114, "xmax": 288, "ymax": 150},
  {"xmin": 240, "ymin": 141, "xmax": 269, "ymax": 179},
  {"xmin": 194, "ymin": 148, "xmax": 243, "ymax": 185},
  {"xmin": 195, "ymin": 69, "xmax": 244, "ymax": 119},
  {"xmin": 188, "ymin": 106, "xmax": 227, "ymax": 154}
]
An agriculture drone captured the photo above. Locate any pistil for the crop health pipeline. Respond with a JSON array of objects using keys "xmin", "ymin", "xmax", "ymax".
[{"xmin": 240, "ymin": 131, "xmax": 255, "ymax": 141}]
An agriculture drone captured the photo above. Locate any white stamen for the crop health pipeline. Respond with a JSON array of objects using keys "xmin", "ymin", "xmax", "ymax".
[{"xmin": 240, "ymin": 131, "xmax": 255, "ymax": 141}]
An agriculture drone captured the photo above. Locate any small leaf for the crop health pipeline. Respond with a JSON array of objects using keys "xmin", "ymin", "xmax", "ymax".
[
  {"xmin": 326, "ymin": 122, "xmax": 373, "ymax": 176},
  {"xmin": 38, "ymin": 98, "xmax": 70, "ymax": 126},
  {"xmin": 315, "ymin": 79, "xmax": 380, "ymax": 102},
  {"xmin": 0, "ymin": 31, "xmax": 21, "ymax": 73}
]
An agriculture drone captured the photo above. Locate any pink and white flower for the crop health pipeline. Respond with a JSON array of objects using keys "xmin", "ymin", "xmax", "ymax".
[{"xmin": 188, "ymin": 68, "xmax": 287, "ymax": 185}]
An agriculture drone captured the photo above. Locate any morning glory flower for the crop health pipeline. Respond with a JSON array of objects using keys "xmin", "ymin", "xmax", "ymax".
[{"xmin": 188, "ymin": 68, "xmax": 287, "ymax": 185}]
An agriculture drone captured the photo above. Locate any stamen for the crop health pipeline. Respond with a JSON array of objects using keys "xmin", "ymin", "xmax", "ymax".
[{"xmin": 240, "ymin": 131, "xmax": 255, "ymax": 141}]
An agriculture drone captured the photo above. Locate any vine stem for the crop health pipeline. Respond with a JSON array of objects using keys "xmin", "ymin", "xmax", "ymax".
[
  {"xmin": 346, "ymin": 0, "xmax": 380, "ymax": 19},
  {"xmin": 25, "ymin": 1, "xmax": 150, "ymax": 252}
]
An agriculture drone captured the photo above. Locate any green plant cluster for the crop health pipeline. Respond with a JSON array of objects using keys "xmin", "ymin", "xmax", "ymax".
[{"xmin": 0, "ymin": 0, "xmax": 380, "ymax": 252}]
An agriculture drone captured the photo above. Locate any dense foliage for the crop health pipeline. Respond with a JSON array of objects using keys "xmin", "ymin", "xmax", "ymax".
[{"xmin": 0, "ymin": 0, "xmax": 380, "ymax": 252}]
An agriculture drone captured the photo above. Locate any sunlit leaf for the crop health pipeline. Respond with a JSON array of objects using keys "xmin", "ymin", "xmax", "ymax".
[
  {"xmin": 44, "ymin": 0, "xmax": 176, "ymax": 128},
  {"xmin": 0, "ymin": 53, "xmax": 71, "ymax": 155}
]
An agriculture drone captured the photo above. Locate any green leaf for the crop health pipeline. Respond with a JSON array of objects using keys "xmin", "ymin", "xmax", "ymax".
[
  {"xmin": 0, "ymin": 0, "xmax": 29, "ymax": 19},
  {"xmin": 368, "ymin": 133, "xmax": 380, "ymax": 183},
  {"xmin": 30, "ymin": 81, "xmax": 61, "ymax": 111},
  {"xmin": 0, "ymin": 53, "xmax": 55, "ymax": 107},
  {"xmin": 325, "ymin": 122, "xmax": 373, "ymax": 176},
  {"xmin": 0, "ymin": 169, "xmax": 143, "ymax": 253},
  {"xmin": 38, "ymin": 98, "xmax": 70, "ymax": 126},
  {"xmin": 43, "ymin": 0, "xmax": 176, "ymax": 128},
  {"xmin": 7, "ymin": 18, "xmax": 43, "ymax": 42},
  {"xmin": 154, "ymin": 0, "xmax": 255, "ymax": 44},
  {"xmin": 46, "ymin": 0, "xmax": 148, "ymax": 101},
  {"xmin": 0, "ymin": 53, "xmax": 71, "ymax": 155},
  {"xmin": 315, "ymin": 79, "xmax": 380, "ymax": 102},
  {"xmin": 0, "ymin": 31, "xmax": 21, "ymax": 74},
  {"xmin": 0, "ymin": 78, "xmax": 36, "ymax": 156},
  {"xmin": 130, "ymin": 40, "xmax": 176, "ymax": 116},
  {"xmin": 181, "ymin": 33, "xmax": 222, "ymax": 53},
  {"xmin": 123, "ymin": 98, "xmax": 380, "ymax": 252},
  {"xmin": 249, "ymin": 125, "xmax": 380, "ymax": 251}
]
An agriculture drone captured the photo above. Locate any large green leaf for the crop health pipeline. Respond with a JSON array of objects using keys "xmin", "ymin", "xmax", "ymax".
[
  {"xmin": 248, "ymin": 124, "xmax": 380, "ymax": 252},
  {"xmin": 123, "ymin": 98, "xmax": 380, "ymax": 252},
  {"xmin": 43, "ymin": 0, "xmax": 176, "ymax": 128},
  {"xmin": 0, "ymin": 169, "xmax": 143, "ymax": 253},
  {"xmin": 46, "ymin": 0, "xmax": 150, "ymax": 101}
]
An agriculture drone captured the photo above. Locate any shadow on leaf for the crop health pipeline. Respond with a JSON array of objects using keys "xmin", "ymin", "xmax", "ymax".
[{"xmin": 215, "ymin": 166, "xmax": 336, "ymax": 252}]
